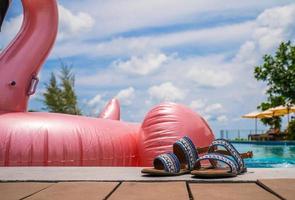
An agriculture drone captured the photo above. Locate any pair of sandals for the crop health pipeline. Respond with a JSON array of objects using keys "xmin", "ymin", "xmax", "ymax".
[{"xmin": 141, "ymin": 136, "xmax": 253, "ymax": 178}]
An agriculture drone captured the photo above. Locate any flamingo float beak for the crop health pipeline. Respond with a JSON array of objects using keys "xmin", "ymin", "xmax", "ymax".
[{"xmin": 0, "ymin": 0, "xmax": 10, "ymax": 31}]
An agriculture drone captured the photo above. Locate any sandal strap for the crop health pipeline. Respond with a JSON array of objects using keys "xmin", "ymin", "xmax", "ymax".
[
  {"xmin": 153, "ymin": 153, "xmax": 181, "ymax": 173},
  {"xmin": 208, "ymin": 139, "xmax": 245, "ymax": 173},
  {"xmin": 173, "ymin": 136, "xmax": 198, "ymax": 170},
  {"xmin": 195, "ymin": 153, "xmax": 238, "ymax": 175}
]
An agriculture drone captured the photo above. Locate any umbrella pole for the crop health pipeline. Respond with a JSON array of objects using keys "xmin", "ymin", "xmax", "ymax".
[{"xmin": 255, "ymin": 117, "xmax": 257, "ymax": 134}]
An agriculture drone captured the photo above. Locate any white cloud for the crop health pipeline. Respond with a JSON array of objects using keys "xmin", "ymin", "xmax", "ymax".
[
  {"xmin": 254, "ymin": 4, "xmax": 295, "ymax": 52},
  {"xmin": 0, "ymin": 4, "xmax": 95, "ymax": 51},
  {"xmin": 234, "ymin": 41, "xmax": 257, "ymax": 65},
  {"xmin": 187, "ymin": 68, "xmax": 233, "ymax": 88},
  {"xmin": 235, "ymin": 4, "xmax": 295, "ymax": 64},
  {"xmin": 192, "ymin": 101, "xmax": 229, "ymax": 124},
  {"xmin": 62, "ymin": 0, "xmax": 292, "ymax": 38},
  {"xmin": 189, "ymin": 100, "xmax": 227, "ymax": 122},
  {"xmin": 58, "ymin": 5, "xmax": 95, "ymax": 41},
  {"xmin": 189, "ymin": 99, "xmax": 207, "ymax": 110},
  {"xmin": 0, "ymin": 15, "xmax": 22, "ymax": 49},
  {"xmin": 204, "ymin": 103, "xmax": 224, "ymax": 114},
  {"xmin": 148, "ymin": 82, "xmax": 185, "ymax": 102},
  {"xmin": 51, "ymin": 3, "xmax": 295, "ymax": 60},
  {"xmin": 115, "ymin": 87, "xmax": 135, "ymax": 106},
  {"xmin": 115, "ymin": 53, "xmax": 169, "ymax": 75},
  {"xmin": 83, "ymin": 94, "xmax": 107, "ymax": 116},
  {"xmin": 76, "ymin": 53, "xmax": 234, "ymax": 89},
  {"xmin": 49, "ymin": 0, "xmax": 293, "ymax": 58},
  {"xmin": 49, "ymin": 4, "xmax": 295, "ymax": 59},
  {"xmin": 51, "ymin": 21, "xmax": 254, "ymax": 58},
  {"xmin": 217, "ymin": 115, "xmax": 228, "ymax": 123},
  {"xmin": 87, "ymin": 94, "xmax": 102, "ymax": 107},
  {"xmin": 202, "ymin": 114, "xmax": 212, "ymax": 121},
  {"xmin": 191, "ymin": 102, "xmax": 228, "ymax": 123}
]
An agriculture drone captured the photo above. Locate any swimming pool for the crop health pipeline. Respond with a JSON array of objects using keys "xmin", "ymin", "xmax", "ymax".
[{"xmin": 232, "ymin": 142, "xmax": 295, "ymax": 168}]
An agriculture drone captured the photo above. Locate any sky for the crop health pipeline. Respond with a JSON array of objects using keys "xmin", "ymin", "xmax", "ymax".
[{"xmin": 1, "ymin": 0, "xmax": 295, "ymax": 136}]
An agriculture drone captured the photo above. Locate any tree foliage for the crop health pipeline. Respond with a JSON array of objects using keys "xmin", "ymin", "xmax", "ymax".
[
  {"xmin": 257, "ymin": 96, "xmax": 284, "ymax": 129},
  {"xmin": 254, "ymin": 41, "xmax": 295, "ymax": 129},
  {"xmin": 43, "ymin": 63, "xmax": 81, "ymax": 115},
  {"xmin": 287, "ymin": 119, "xmax": 295, "ymax": 140},
  {"xmin": 255, "ymin": 41, "xmax": 295, "ymax": 104}
]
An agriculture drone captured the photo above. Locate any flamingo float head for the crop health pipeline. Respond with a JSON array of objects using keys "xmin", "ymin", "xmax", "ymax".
[
  {"xmin": 0, "ymin": 0, "xmax": 58, "ymax": 113},
  {"xmin": 0, "ymin": 0, "xmax": 10, "ymax": 30}
]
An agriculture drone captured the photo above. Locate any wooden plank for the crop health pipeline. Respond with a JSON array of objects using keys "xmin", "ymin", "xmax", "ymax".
[
  {"xmin": 258, "ymin": 179, "xmax": 295, "ymax": 200},
  {"xmin": 189, "ymin": 183, "xmax": 279, "ymax": 200},
  {"xmin": 0, "ymin": 182, "xmax": 53, "ymax": 200},
  {"xmin": 108, "ymin": 182, "xmax": 189, "ymax": 200},
  {"xmin": 25, "ymin": 182, "xmax": 119, "ymax": 200}
]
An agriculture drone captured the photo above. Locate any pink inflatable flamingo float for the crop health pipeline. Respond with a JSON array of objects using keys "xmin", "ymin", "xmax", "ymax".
[{"xmin": 0, "ymin": 0, "xmax": 214, "ymax": 166}]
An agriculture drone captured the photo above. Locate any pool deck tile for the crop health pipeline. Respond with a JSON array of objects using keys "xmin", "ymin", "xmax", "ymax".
[
  {"xmin": 0, "ymin": 182, "xmax": 53, "ymax": 200},
  {"xmin": 189, "ymin": 183, "xmax": 279, "ymax": 200},
  {"xmin": 258, "ymin": 179, "xmax": 295, "ymax": 200},
  {"xmin": 24, "ymin": 182, "xmax": 119, "ymax": 200},
  {"xmin": 107, "ymin": 182, "xmax": 189, "ymax": 200}
]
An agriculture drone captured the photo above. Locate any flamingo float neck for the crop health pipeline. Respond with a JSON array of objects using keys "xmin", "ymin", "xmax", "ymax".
[{"xmin": 0, "ymin": 0, "xmax": 58, "ymax": 113}]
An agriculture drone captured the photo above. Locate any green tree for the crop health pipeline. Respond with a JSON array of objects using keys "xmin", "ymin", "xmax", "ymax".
[
  {"xmin": 257, "ymin": 96, "xmax": 284, "ymax": 129},
  {"xmin": 254, "ymin": 41, "xmax": 295, "ymax": 129},
  {"xmin": 287, "ymin": 120, "xmax": 295, "ymax": 140},
  {"xmin": 43, "ymin": 63, "xmax": 81, "ymax": 115}
]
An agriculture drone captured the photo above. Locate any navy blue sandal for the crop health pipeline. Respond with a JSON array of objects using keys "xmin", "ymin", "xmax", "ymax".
[
  {"xmin": 191, "ymin": 139, "xmax": 249, "ymax": 178},
  {"xmin": 208, "ymin": 139, "xmax": 247, "ymax": 173},
  {"xmin": 191, "ymin": 152, "xmax": 239, "ymax": 178},
  {"xmin": 141, "ymin": 136, "xmax": 198, "ymax": 176}
]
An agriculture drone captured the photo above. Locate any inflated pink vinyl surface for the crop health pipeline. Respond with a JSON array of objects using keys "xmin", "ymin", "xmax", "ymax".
[{"xmin": 0, "ymin": 0, "xmax": 214, "ymax": 166}]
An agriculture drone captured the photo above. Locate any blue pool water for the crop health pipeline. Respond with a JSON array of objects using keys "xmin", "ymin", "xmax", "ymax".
[{"xmin": 232, "ymin": 143, "xmax": 295, "ymax": 168}]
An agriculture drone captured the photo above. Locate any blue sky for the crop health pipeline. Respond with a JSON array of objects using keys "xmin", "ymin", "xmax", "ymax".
[{"xmin": 1, "ymin": 0, "xmax": 295, "ymax": 135}]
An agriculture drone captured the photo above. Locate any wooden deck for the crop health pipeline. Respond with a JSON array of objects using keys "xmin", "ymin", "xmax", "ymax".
[{"xmin": 1, "ymin": 179, "xmax": 294, "ymax": 200}]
